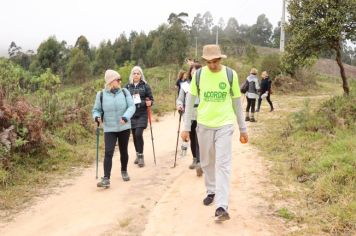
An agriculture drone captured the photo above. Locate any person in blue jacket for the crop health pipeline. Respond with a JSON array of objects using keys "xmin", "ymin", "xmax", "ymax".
[{"xmin": 92, "ymin": 69, "xmax": 136, "ymax": 188}]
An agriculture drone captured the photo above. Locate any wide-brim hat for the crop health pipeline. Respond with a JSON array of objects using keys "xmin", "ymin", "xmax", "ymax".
[{"xmin": 201, "ymin": 44, "xmax": 227, "ymax": 61}]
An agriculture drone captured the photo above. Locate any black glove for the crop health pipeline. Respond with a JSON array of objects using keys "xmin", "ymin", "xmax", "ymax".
[{"xmin": 121, "ymin": 117, "xmax": 128, "ymax": 123}]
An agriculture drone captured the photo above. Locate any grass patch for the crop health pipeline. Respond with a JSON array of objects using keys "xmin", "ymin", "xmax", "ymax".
[
  {"xmin": 277, "ymin": 207, "xmax": 295, "ymax": 220},
  {"xmin": 253, "ymin": 81, "xmax": 355, "ymax": 234}
]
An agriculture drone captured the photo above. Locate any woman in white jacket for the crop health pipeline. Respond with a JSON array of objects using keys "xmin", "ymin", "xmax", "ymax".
[{"xmin": 245, "ymin": 68, "xmax": 260, "ymax": 122}]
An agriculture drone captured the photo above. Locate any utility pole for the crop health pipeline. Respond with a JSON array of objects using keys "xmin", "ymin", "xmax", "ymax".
[
  {"xmin": 216, "ymin": 26, "xmax": 219, "ymax": 45},
  {"xmin": 280, "ymin": 0, "xmax": 286, "ymax": 52}
]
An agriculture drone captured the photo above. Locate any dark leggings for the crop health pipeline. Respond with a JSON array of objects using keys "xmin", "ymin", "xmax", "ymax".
[
  {"xmin": 104, "ymin": 129, "xmax": 130, "ymax": 178},
  {"xmin": 190, "ymin": 120, "xmax": 200, "ymax": 162},
  {"xmin": 258, "ymin": 93, "xmax": 273, "ymax": 110},
  {"xmin": 246, "ymin": 98, "xmax": 256, "ymax": 113},
  {"xmin": 132, "ymin": 127, "xmax": 145, "ymax": 153}
]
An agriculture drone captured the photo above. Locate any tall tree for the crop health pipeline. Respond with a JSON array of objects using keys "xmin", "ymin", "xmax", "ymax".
[
  {"xmin": 168, "ymin": 12, "xmax": 189, "ymax": 27},
  {"xmin": 113, "ymin": 33, "xmax": 131, "ymax": 66},
  {"xmin": 36, "ymin": 36, "xmax": 66, "ymax": 74},
  {"xmin": 67, "ymin": 48, "xmax": 92, "ymax": 82},
  {"xmin": 74, "ymin": 35, "xmax": 91, "ymax": 59},
  {"xmin": 250, "ymin": 14, "xmax": 273, "ymax": 46},
  {"xmin": 271, "ymin": 21, "xmax": 281, "ymax": 48},
  {"xmin": 283, "ymin": 0, "xmax": 356, "ymax": 94},
  {"xmin": 94, "ymin": 41, "xmax": 116, "ymax": 75}
]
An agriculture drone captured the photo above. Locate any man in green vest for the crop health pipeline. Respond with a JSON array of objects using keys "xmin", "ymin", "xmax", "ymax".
[{"xmin": 181, "ymin": 44, "xmax": 248, "ymax": 222}]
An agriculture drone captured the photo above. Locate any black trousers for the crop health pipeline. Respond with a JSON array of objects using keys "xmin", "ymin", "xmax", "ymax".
[
  {"xmin": 246, "ymin": 98, "xmax": 256, "ymax": 113},
  {"xmin": 132, "ymin": 127, "xmax": 145, "ymax": 154},
  {"xmin": 257, "ymin": 93, "xmax": 274, "ymax": 110},
  {"xmin": 104, "ymin": 129, "xmax": 130, "ymax": 178},
  {"xmin": 190, "ymin": 120, "xmax": 200, "ymax": 162}
]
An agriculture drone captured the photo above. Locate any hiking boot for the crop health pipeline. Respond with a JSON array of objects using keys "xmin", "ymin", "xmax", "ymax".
[
  {"xmin": 134, "ymin": 152, "xmax": 139, "ymax": 164},
  {"xmin": 245, "ymin": 116, "xmax": 250, "ymax": 122},
  {"xmin": 203, "ymin": 194, "xmax": 215, "ymax": 206},
  {"xmin": 196, "ymin": 163, "xmax": 203, "ymax": 177},
  {"xmin": 189, "ymin": 158, "xmax": 198, "ymax": 169},
  {"xmin": 97, "ymin": 177, "xmax": 110, "ymax": 188},
  {"xmin": 138, "ymin": 153, "xmax": 145, "ymax": 168},
  {"xmin": 250, "ymin": 117, "xmax": 256, "ymax": 122},
  {"xmin": 215, "ymin": 207, "xmax": 230, "ymax": 222},
  {"xmin": 270, "ymin": 107, "xmax": 274, "ymax": 112},
  {"xmin": 121, "ymin": 171, "xmax": 130, "ymax": 181}
]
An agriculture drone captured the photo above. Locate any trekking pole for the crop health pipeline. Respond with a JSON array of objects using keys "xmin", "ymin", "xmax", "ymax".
[
  {"xmin": 174, "ymin": 92, "xmax": 177, "ymax": 117},
  {"xmin": 173, "ymin": 111, "xmax": 183, "ymax": 168},
  {"xmin": 95, "ymin": 121, "xmax": 100, "ymax": 179},
  {"xmin": 146, "ymin": 99, "xmax": 157, "ymax": 166}
]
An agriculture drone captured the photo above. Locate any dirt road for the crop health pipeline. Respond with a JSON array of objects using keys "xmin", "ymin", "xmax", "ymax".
[{"xmin": 0, "ymin": 112, "xmax": 285, "ymax": 236}]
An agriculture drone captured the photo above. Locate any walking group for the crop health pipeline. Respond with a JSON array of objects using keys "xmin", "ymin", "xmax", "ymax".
[{"xmin": 92, "ymin": 44, "xmax": 274, "ymax": 222}]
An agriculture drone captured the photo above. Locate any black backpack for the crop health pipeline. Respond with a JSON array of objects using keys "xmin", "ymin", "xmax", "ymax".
[
  {"xmin": 195, "ymin": 66, "xmax": 234, "ymax": 96},
  {"xmin": 240, "ymin": 80, "xmax": 249, "ymax": 94}
]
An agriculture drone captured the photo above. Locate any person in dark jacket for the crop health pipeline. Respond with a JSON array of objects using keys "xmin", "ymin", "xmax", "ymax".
[
  {"xmin": 125, "ymin": 66, "xmax": 154, "ymax": 167},
  {"xmin": 92, "ymin": 69, "xmax": 136, "ymax": 188},
  {"xmin": 256, "ymin": 71, "xmax": 274, "ymax": 112}
]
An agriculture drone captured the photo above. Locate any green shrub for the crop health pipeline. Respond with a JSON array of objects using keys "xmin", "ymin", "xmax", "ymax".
[{"xmin": 260, "ymin": 53, "xmax": 282, "ymax": 79}]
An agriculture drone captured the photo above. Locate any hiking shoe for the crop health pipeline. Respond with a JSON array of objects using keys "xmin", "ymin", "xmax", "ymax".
[
  {"xmin": 203, "ymin": 194, "xmax": 215, "ymax": 206},
  {"xmin": 196, "ymin": 163, "xmax": 203, "ymax": 177},
  {"xmin": 134, "ymin": 153, "xmax": 139, "ymax": 164},
  {"xmin": 121, "ymin": 171, "xmax": 130, "ymax": 181},
  {"xmin": 138, "ymin": 154, "xmax": 145, "ymax": 168},
  {"xmin": 189, "ymin": 158, "xmax": 198, "ymax": 169},
  {"xmin": 250, "ymin": 117, "xmax": 256, "ymax": 122},
  {"xmin": 97, "ymin": 177, "xmax": 110, "ymax": 188},
  {"xmin": 215, "ymin": 207, "xmax": 230, "ymax": 222},
  {"xmin": 270, "ymin": 107, "xmax": 274, "ymax": 112},
  {"xmin": 245, "ymin": 117, "xmax": 250, "ymax": 121}
]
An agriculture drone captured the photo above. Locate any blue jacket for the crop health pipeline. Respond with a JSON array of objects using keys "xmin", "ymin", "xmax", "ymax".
[{"xmin": 92, "ymin": 88, "xmax": 136, "ymax": 132}]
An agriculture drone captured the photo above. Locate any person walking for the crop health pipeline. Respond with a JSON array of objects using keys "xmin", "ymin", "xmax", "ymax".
[
  {"xmin": 245, "ymin": 68, "xmax": 260, "ymax": 122},
  {"xmin": 92, "ymin": 69, "xmax": 136, "ymax": 188},
  {"xmin": 176, "ymin": 62, "xmax": 203, "ymax": 176},
  {"xmin": 175, "ymin": 70, "xmax": 187, "ymax": 95},
  {"xmin": 125, "ymin": 66, "xmax": 154, "ymax": 168},
  {"xmin": 181, "ymin": 45, "xmax": 248, "ymax": 222},
  {"xmin": 256, "ymin": 71, "xmax": 274, "ymax": 112}
]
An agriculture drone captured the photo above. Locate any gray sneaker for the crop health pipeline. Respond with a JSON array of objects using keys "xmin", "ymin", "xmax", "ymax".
[
  {"xmin": 134, "ymin": 152, "xmax": 139, "ymax": 164},
  {"xmin": 189, "ymin": 158, "xmax": 198, "ymax": 169},
  {"xmin": 121, "ymin": 171, "xmax": 130, "ymax": 181},
  {"xmin": 138, "ymin": 153, "xmax": 145, "ymax": 168},
  {"xmin": 97, "ymin": 177, "xmax": 110, "ymax": 188},
  {"xmin": 196, "ymin": 163, "xmax": 203, "ymax": 177}
]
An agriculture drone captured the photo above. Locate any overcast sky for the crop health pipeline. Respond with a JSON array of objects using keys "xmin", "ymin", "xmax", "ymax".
[{"xmin": 0, "ymin": 0, "xmax": 284, "ymax": 55}]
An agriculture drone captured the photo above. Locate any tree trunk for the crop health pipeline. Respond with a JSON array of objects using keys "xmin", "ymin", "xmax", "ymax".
[{"xmin": 335, "ymin": 43, "xmax": 349, "ymax": 95}]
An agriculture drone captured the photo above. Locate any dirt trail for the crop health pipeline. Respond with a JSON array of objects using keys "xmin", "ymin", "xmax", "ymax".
[{"xmin": 0, "ymin": 111, "xmax": 286, "ymax": 236}]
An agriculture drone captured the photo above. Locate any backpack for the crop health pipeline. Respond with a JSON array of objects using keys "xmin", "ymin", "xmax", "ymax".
[
  {"xmin": 240, "ymin": 80, "xmax": 249, "ymax": 94},
  {"xmin": 99, "ymin": 89, "xmax": 129, "ymax": 120},
  {"xmin": 195, "ymin": 66, "xmax": 234, "ymax": 96}
]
